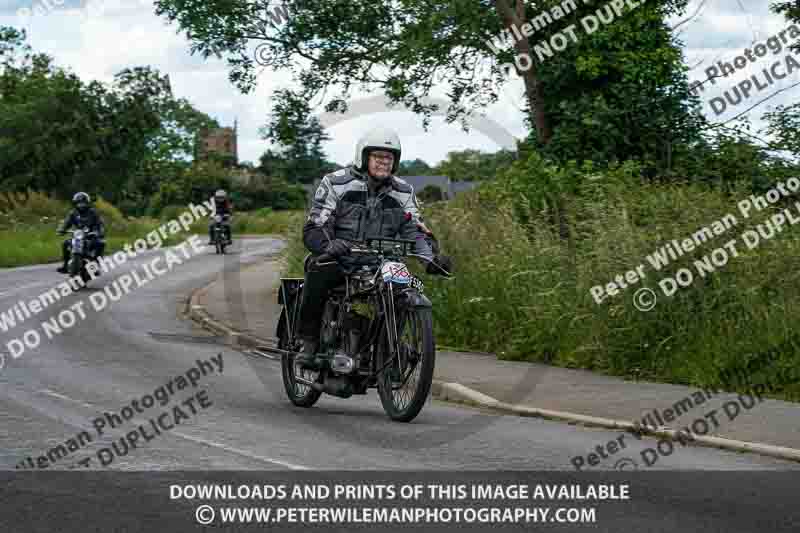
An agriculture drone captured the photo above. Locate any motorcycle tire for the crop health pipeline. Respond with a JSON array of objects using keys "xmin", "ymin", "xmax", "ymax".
[
  {"xmin": 377, "ymin": 307, "xmax": 435, "ymax": 423},
  {"xmin": 278, "ymin": 309, "xmax": 322, "ymax": 408},
  {"xmin": 69, "ymin": 254, "xmax": 81, "ymax": 278}
]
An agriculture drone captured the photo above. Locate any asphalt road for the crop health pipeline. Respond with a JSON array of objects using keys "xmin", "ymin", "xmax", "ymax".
[{"xmin": 0, "ymin": 237, "xmax": 798, "ymax": 531}]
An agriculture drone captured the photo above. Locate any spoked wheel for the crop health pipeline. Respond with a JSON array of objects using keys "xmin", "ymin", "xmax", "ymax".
[
  {"xmin": 377, "ymin": 307, "xmax": 435, "ymax": 422},
  {"xmin": 278, "ymin": 310, "xmax": 322, "ymax": 408}
]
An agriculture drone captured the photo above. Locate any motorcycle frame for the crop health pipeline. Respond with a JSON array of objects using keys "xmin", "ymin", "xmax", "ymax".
[{"xmin": 277, "ymin": 237, "xmax": 431, "ymax": 385}]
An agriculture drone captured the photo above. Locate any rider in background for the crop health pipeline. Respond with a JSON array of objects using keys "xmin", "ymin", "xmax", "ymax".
[
  {"xmin": 56, "ymin": 192, "xmax": 106, "ymax": 273},
  {"xmin": 296, "ymin": 126, "xmax": 452, "ymax": 367},
  {"xmin": 208, "ymin": 189, "xmax": 233, "ymax": 245}
]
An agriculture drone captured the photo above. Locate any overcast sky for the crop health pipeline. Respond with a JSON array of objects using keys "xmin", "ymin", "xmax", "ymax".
[{"xmin": 1, "ymin": 0, "xmax": 798, "ymax": 167}]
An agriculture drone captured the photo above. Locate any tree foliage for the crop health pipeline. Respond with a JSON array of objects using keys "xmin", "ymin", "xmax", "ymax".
[
  {"xmin": 154, "ymin": 0, "xmax": 697, "ymax": 171},
  {"xmin": 0, "ymin": 27, "xmax": 219, "ymax": 214},
  {"xmin": 433, "ymin": 148, "xmax": 517, "ymax": 181},
  {"xmin": 258, "ymin": 88, "xmax": 337, "ymax": 183},
  {"xmin": 398, "ymin": 159, "xmax": 434, "ymax": 176}
]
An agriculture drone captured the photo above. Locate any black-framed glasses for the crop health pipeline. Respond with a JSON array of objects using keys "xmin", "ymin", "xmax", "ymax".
[{"xmin": 369, "ymin": 153, "xmax": 394, "ymax": 163}]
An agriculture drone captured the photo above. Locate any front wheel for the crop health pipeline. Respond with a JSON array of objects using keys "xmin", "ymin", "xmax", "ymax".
[
  {"xmin": 278, "ymin": 309, "xmax": 321, "ymax": 408},
  {"xmin": 69, "ymin": 253, "xmax": 81, "ymax": 278},
  {"xmin": 377, "ymin": 306, "xmax": 435, "ymax": 422}
]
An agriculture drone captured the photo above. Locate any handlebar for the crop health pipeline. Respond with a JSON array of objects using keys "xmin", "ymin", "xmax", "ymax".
[
  {"xmin": 61, "ymin": 228, "xmax": 98, "ymax": 236},
  {"xmin": 314, "ymin": 246, "xmax": 397, "ymax": 266}
]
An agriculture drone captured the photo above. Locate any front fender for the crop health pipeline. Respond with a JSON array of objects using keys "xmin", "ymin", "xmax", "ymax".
[{"xmin": 399, "ymin": 289, "xmax": 432, "ymax": 309}]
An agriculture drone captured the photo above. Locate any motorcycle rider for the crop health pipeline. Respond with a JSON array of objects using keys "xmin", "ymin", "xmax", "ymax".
[
  {"xmin": 296, "ymin": 126, "xmax": 452, "ymax": 368},
  {"xmin": 208, "ymin": 189, "xmax": 233, "ymax": 245},
  {"xmin": 56, "ymin": 192, "xmax": 106, "ymax": 274}
]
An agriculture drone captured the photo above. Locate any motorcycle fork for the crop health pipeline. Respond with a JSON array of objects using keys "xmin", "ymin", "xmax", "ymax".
[{"xmin": 374, "ymin": 283, "xmax": 405, "ymax": 377}]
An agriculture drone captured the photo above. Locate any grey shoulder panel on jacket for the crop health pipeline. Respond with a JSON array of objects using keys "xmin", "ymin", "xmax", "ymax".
[
  {"xmin": 325, "ymin": 167, "xmax": 362, "ymax": 186},
  {"xmin": 391, "ymin": 176, "xmax": 413, "ymax": 193}
]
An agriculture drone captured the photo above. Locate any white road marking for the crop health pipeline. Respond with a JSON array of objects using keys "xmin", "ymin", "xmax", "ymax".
[
  {"xmin": 0, "ymin": 281, "xmax": 52, "ymax": 299},
  {"xmin": 38, "ymin": 389, "xmax": 96, "ymax": 408},
  {"xmin": 35, "ymin": 388, "xmax": 308, "ymax": 470},
  {"xmin": 171, "ymin": 432, "xmax": 310, "ymax": 470}
]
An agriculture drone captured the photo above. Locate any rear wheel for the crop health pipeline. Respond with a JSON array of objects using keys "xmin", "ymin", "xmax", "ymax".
[
  {"xmin": 377, "ymin": 306, "xmax": 435, "ymax": 422},
  {"xmin": 278, "ymin": 310, "xmax": 322, "ymax": 408}
]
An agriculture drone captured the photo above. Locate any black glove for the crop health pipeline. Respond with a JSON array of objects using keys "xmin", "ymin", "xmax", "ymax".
[
  {"xmin": 426, "ymin": 255, "xmax": 453, "ymax": 276},
  {"xmin": 325, "ymin": 239, "xmax": 351, "ymax": 258}
]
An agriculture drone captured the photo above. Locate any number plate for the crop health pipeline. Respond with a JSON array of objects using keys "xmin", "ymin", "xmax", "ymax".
[{"xmin": 381, "ymin": 261, "xmax": 411, "ymax": 284}]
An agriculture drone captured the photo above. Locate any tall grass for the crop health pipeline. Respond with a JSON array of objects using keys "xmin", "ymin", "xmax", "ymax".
[
  {"xmin": 422, "ymin": 161, "xmax": 800, "ymax": 401},
  {"xmin": 0, "ymin": 192, "xmax": 183, "ymax": 267},
  {"xmin": 270, "ymin": 164, "xmax": 800, "ymax": 401},
  {"xmin": 184, "ymin": 208, "xmax": 304, "ymax": 237},
  {"xmin": 1, "ymin": 192, "xmax": 306, "ymax": 268}
]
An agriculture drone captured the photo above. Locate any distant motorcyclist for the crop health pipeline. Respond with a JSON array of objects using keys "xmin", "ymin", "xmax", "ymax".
[
  {"xmin": 56, "ymin": 192, "xmax": 106, "ymax": 274},
  {"xmin": 296, "ymin": 126, "xmax": 453, "ymax": 368},
  {"xmin": 208, "ymin": 189, "xmax": 233, "ymax": 245}
]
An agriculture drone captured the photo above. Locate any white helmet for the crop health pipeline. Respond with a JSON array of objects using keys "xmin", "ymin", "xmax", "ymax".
[{"xmin": 353, "ymin": 127, "xmax": 401, "ymax": 175}]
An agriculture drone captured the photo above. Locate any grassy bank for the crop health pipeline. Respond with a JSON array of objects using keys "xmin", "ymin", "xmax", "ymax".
[
  {"xmin": 184, "ymin": 207, "xmax": 304, "ymax": 237},
  {"xmin": 0, "ymin": 192, "xmax": 304, "ymax": 268},
  {"xmin": 422, "ymin": 160, "xmax": 800, "ymax": 402}
]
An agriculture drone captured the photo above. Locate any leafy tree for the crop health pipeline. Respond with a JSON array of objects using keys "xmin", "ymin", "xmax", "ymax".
[
  {"xmin": 258, "ymin": 88, "xmax": 336, "ymax": 183},
  {"xmin": 418, "ymin": 184, "xmax": 445, "ymax": 203},
  {"xmin": 0, "ymin": 28, "xmax": 219, "ymax": 214},
  {"xmin": 434, "ymin": 148, "xmax": 516, "ymax": 181},
  {"xmin": 773, "ymin": 2, "xmax": 800, "ymax": 52},
  {"xmin": 398, "ymin": 159, "xmax": 434, "ymax": 176},
  {"xmin": 153, "ymin": 0, "xmax": 695, "ymax": 166},
  {"xmin": 150, "ymin": 159, "xmax": 232, "ymax": 212},
  {"xmin": 763, "ymin": 3, "xmax": 800, "ymax": 161},
  {"xmin": 763, "ymin": 104, "xmax": 800, "ymax": 160}
]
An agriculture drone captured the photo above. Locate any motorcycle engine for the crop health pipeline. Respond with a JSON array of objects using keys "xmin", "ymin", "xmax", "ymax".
[{"xmin": 320, "ymin": 299, "xmax": 339, "ymax": 349}]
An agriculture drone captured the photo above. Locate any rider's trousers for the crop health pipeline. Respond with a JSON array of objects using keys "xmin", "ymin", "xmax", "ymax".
[{"xmin": 298, "ymin": 259, "xmax": 346, "ymax": 341}]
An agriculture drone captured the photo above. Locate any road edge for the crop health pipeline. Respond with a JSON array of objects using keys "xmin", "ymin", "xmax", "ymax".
[{"xmin": 184, "ymin": 263, "xmax": 800, "ymax": 468}]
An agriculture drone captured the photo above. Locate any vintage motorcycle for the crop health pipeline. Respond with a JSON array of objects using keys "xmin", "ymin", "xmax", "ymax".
[
  {"xmin": 64, "ymin": 227, "xmax": 100, "ymax": 285},
  {"xmin": 272, "ymin": 237, "xmax": 440, "ymax": 422},
  {"xmin": 211, "ymin": 214, "xmax": 231, "ymax": 255}
]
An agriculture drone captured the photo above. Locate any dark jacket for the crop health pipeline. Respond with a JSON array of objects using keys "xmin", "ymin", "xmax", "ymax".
[
  {"xmin": 58, "ymin": 208, "xmax": 105, "ymax": 237},
  {"xmin": 214, "ymin": 199, "xmax": 232, "ymax": 216},
  {"xmin": 304, "ymin": 166, "xmax": 433, "ymax": 267}
]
